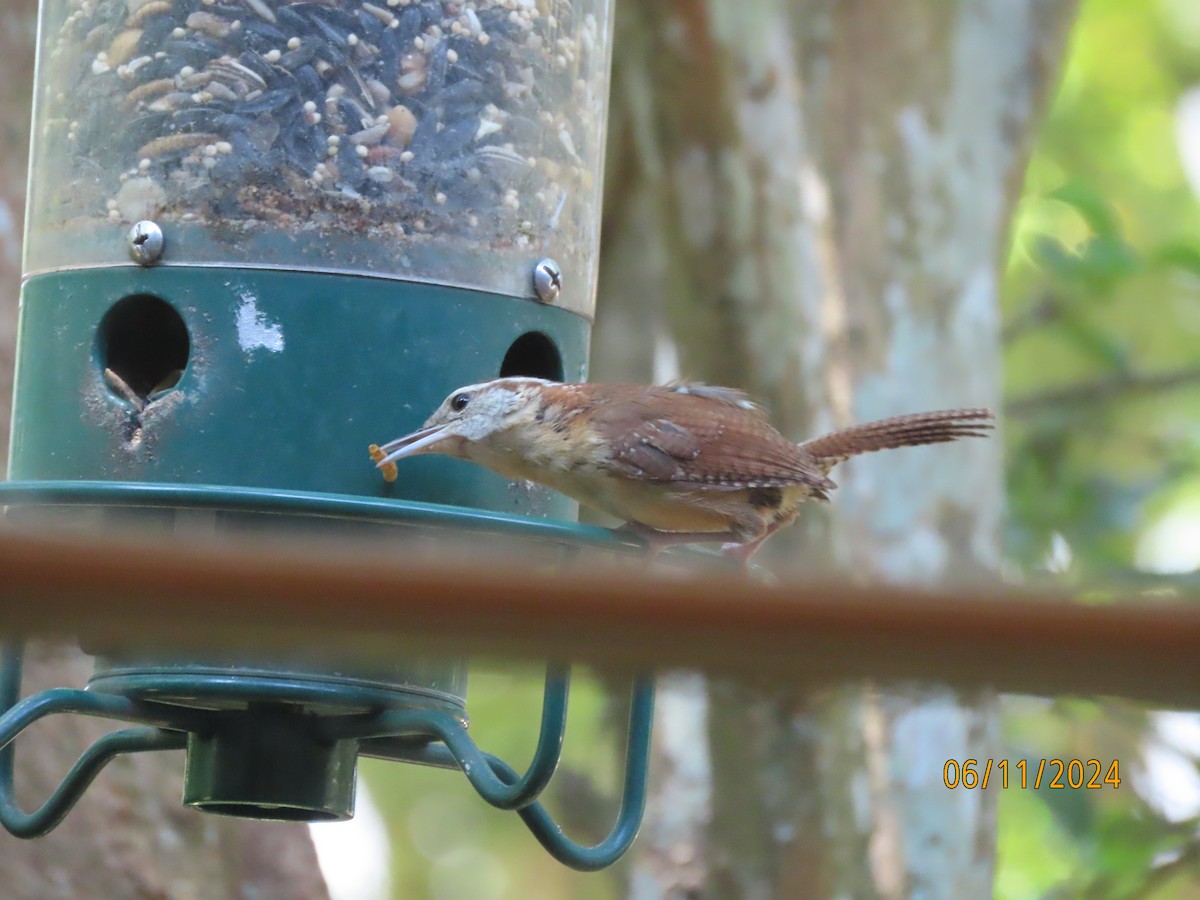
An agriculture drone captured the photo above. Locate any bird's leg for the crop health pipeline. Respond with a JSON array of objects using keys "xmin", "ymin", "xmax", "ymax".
[{"xmin": 720, "ymin": 519, "xmax": 788, "ymax": 572}]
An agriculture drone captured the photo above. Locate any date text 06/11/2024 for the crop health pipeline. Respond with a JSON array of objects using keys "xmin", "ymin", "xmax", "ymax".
[{"xmin": 943, "ymin": 759, "xmax": 1121, "ymax": 790}]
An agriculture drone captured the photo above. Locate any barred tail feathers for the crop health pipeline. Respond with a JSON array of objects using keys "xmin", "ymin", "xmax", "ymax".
[{"xmin": 799, "ymin": 409, "xmax": 994, "ymax": 467}]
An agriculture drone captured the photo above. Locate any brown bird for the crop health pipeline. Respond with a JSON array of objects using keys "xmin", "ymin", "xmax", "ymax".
[{"xmin": 375, "ymin": 379, "xmax": 993, "ymax": 563}]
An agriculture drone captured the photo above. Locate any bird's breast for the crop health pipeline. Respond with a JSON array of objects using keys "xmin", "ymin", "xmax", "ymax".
[{"xmin": 466, "ymin": 424, "xmax": 607, "ymax": 484}]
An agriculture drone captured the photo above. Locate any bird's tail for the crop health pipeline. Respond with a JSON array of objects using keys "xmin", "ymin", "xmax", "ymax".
[{"xmin": 800, "ymin": 408, "xmax": 994, "ymax": 468}]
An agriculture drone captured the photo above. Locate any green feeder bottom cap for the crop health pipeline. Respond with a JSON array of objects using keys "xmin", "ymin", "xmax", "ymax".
[{"xmin": 183, "ymin": 705, "xmax": 358, "ymax": 821}]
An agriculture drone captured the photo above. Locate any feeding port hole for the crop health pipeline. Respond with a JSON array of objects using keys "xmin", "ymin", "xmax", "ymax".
[
  {"xmin": 500, "ymin": 332, "xmax": 563, "ymax": 382},
  {"xmin": 97, "ymin": 294, "xmax": 190, "ymax": 401}
]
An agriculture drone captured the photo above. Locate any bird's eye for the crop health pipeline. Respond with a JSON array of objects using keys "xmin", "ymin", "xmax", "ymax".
[{"xmin": 450, "ymin": 392, "xmax": 471, "ymax": 412}]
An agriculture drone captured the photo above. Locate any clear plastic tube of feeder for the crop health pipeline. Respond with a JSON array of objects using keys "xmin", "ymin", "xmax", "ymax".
[{"xmin": 23, "ymin": 0, "xmax": 615, "ymax": 317}]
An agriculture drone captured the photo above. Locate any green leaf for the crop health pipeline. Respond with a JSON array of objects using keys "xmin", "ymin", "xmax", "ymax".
[
  {"xmin": 1149, "ymin": 242, "xmax": 1200, "ymax": 276},
  {"xmin": 1032, "ymin": 235, "xmax": 1084, "ymax": 282},
  {"xmin": 1046, "ymin": 181, "xmax": 1124, "ymax": 237},
  {"xmin": 1058, "ymin": 318, "xmax": 1130, "ymax": 370},
  {"xmin": 1077, "ymin": 234, "xmax": 1140, "ymax": 284}
]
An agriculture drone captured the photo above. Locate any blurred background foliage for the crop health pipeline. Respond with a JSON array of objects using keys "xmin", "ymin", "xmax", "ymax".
[
  {"xmin": 1002, "ymin": 0, "xmax": 1200, "ymax": 896},
  {"xmin": 1005, "ymin": 0, "xmax": 1200, "ymax": 579},
  {"xmin": 337, "ymin": 0, "xmax": 1200, "ymax": 896}
]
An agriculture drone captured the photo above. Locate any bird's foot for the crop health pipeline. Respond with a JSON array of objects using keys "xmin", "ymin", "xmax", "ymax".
[
  {"xmin": 612, "ymin": 524, "xmax": 776, "ymax": 577},
  {"xmin": 610, "ymin": 523, "xmax": 737, "ymax": 567},
  {"xmin": 719, "ymin": 540, "xmax": 776, "ymax": 582}
]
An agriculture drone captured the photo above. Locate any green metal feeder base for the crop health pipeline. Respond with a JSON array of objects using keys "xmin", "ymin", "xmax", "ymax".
[{"xmin": 0, "ymin": 635, "xmax": 655, "ymax": 869}]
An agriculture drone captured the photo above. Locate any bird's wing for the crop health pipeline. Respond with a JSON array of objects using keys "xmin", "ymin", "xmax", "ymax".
[
  {"xmin": 662, "ymin": 382, "xmax": 768, "ymax": 416},
  {"xmin": 607, "ymin": 418, "xmax": 702, "ymax": 480},
  {"xmin": 593, "ymin": 387, "xmax": 835, "ymax": 493}
]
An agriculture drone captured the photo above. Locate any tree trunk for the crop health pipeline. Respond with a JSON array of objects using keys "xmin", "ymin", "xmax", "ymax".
[
  {"xmin": 0, "ymin": 3, "xmax": 327, "ymax": 896},
  {"xmin": 597, "ymin": 0, "xmax": 1077, "ymax": 895}
]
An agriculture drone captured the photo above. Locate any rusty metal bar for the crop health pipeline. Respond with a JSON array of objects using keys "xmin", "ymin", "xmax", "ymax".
[{"xmin": 0, "ymin": 527, "xmax": 1195, "ymax": 708}]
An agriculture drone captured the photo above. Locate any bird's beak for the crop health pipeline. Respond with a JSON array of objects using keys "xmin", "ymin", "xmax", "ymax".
[{"xmin": 375, "ymin": 424, "xmax": 453, "ymax": 467}]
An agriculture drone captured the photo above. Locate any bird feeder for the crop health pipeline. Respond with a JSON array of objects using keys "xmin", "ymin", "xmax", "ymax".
[{"xmin": 0, "ymin": 0, "xmax": 653, "ymax": 870}]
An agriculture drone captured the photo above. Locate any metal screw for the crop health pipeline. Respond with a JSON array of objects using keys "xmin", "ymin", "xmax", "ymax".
[
  {"xmin": 127, "ymin": 220, "xmax": 164, "ymax": 265},
  {"xmin": 532, "ymin": 258, "xmax": 562, "ymax": 304}
]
